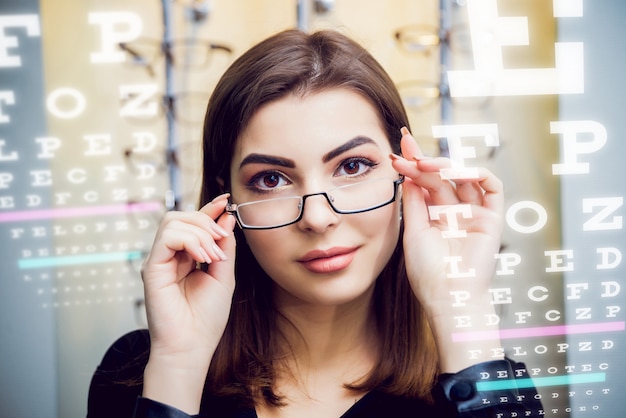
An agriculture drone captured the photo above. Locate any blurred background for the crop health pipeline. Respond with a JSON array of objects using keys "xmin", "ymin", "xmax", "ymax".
[{"xmin": 0, "ymin": 0, "xmax": 624, "ymax": 416}]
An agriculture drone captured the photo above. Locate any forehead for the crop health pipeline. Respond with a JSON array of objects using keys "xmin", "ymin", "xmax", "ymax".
[{"xmin": 232, "ymin": 89, "xmax": 390, "ymax": 163}]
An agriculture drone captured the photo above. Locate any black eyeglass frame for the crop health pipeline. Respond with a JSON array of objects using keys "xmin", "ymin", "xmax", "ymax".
[
  {"xmin": 118, "ymin": 37, "xmax": 233, "ymax": 77},
  {"xmin": 225, "ymin": 176, "xmax": 405, "ymax": 230}
]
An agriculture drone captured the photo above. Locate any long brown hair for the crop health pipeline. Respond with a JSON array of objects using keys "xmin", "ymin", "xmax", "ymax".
[{"xmin": 199, "ymin": 29, "xmax": 438, "ymax": 407}]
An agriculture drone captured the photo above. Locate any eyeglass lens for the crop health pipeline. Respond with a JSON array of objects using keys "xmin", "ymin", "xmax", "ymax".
[{"xmin": 235, "ymin": 177, "xmax": 398, "ymax": 228}]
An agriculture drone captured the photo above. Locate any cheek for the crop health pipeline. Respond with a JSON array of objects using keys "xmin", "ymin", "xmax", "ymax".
[
  {"xmin": 359, "ymin": 201, "xmax": 401, "ymax": 240},
  {"xmin": 373, "ymin": 204, "xmax": 402, "ymax": 256},
  {"xmin": 343, "ymin": 202, "xmax": 402, "ymax": 273},
  {"xmin": 242, "ymin": 229, "xmax": 287, "ymax": 273},
  {"xmin": 242, "ymin": 202, "xmax": 402, "ymax": 277}
]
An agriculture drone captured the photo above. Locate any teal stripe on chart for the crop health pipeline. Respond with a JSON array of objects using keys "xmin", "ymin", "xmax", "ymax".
[
  {"xmin": 18, "ymin": 251, "xmax": 143, "ymax": 269},
  {"xmin": 476, "ymin": 373, "xmax": 606, "ymax": 391}
]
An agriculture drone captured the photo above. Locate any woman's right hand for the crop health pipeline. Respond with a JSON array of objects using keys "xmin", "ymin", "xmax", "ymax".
[{"xmin": 140, "ymin": 193, "xmax": 237, "ymax": 413}]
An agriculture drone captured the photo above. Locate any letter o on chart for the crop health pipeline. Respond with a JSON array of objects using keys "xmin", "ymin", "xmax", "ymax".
[
  {"xmin": 47, "ymin": 88, "xmax": 86, "ymax": 119},
  {"xmin": 506, "ymin": 201, "xmax": 548, "ymax": 234}
]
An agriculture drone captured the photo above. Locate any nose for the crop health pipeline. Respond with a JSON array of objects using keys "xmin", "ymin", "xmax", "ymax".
[{"xmin": 296, "ymin": 192, "xmax": 340, "ymax": 233}]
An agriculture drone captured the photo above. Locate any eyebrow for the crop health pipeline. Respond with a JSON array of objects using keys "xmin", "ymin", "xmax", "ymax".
[
  {"xmin": 322, "ymin": 136, "xmax": 378, "ymax": 163},
  {"xmin": 238, "ymin": 135, "xmax": 378, "ymax": 169},
  {"xmin": 239, "ymin": 154, "xmax": 296, "ymax": 169}
]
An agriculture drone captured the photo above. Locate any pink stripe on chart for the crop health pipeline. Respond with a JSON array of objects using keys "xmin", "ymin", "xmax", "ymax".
[
  {"xmin": 452, "ymin": 321, "xmax": 625, "ymax": 342},
  {"xmin": 0, "ymin": 202, "xmax": 162, "ymax": 222}
]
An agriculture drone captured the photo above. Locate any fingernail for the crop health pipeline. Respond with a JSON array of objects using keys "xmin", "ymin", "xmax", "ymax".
[
  {"xmin": 412, "ymin": 156, "xmax": 431, "ymax": 162},
  {"xmin": 400, "ymin": 126, "xmax": 411, "ymax": 136},
  {"xmin": 213, "ymin": 243, "xmax": 228, "ymax": 261},
  {"xmin": 215, "ymin": 224, "xmax": 230, "ymax": 238},
  {"xmin": 389, "ymin": 153, "xmax": 404, "ymax": 161},
  {"xmin": 199, "ymin": 247, "xmax": 211, "ymax": 264},
  {"xmin": 211, "ymin": 193, "xmax": 230, "ymax": 203}
]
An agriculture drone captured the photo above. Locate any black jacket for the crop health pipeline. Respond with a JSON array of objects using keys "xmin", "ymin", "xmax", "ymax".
[{"xmin": 88, "ymin": 330, "xmax": 543, "ymax": 417}]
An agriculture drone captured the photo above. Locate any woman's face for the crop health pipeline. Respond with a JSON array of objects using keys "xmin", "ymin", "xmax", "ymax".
[{"xmin": 229, "ymin": 89, "xmax": 401, "ymax": 308}]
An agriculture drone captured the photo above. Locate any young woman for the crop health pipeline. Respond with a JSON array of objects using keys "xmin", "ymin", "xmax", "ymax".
[{"xmin": 88, "ymin": 29, "xmax": 540, "ymax": 417}]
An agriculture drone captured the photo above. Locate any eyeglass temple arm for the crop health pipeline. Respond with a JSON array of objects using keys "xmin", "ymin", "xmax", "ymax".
[
  {"xmin": 209, "ymin": 43, "xmax": 233, "ymax": 54},
  {"xmin": 118, "ymin": 42, "xmax": 156, "ymax": 77}
]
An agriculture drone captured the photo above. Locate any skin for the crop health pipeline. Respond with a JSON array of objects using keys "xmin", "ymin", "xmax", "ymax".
[
  {"xmin": 140, "ymin": 88, "xmax": 504, "ymax": 416},
  {"xmin": 232, "ymin": 90, "xmax": 402, "ymax": 416},
  {"xmin": 231, "ymin": 89, "xmax": 401, "ymax": 310}
]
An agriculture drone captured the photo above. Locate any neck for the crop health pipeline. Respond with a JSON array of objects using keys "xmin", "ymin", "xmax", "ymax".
[{"xmin": 273, "ymin": 285, "xmax": 378, "ymax": 371}]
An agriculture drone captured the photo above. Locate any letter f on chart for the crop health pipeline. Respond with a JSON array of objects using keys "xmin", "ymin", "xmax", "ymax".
[{"xmin": 447, "ymin": 0, "xmax": 584, "ymax": 96}]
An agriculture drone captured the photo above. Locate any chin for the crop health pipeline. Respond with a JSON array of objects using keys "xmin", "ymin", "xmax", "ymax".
[{"xmin": 274, "ymin": 270, "xmax": 378, "ymax": 308}]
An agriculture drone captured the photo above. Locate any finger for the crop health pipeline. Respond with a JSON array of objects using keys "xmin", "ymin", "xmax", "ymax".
[
  {"xmin": 162, "ymin": 210, "xmax": 230, "ymax": 241},
  {"xmin": 391, "ymin": 153, "xmax": 459, "ymax": 205},
  {"xmin": 455, "ymin": 180, "xmax": 484, "ymax": 204},
  {"xmin": 206, "ymin": 213, "xmax": 237, "ymax": 290},
  {"xmin": 400, "ymin": 177, "xmax": 431, "ymax": 233},
  {"xmin": 440, "ymin": 165, "xmax": 503, "ymax": 210},
  {"xmin": 150, "ymin": 226, "xmax": 216, "ymax": 267},
  {"xmin": 199, "ymin": 193, "xmax": 231, "ymax": 220},
  {"xmin": 215, "ymin": 213, "xmax": 236, "ymax": 257},
  {"xmin": 399, "ymin": 128, "xmax": 462, "ymax": 202},
  {"xmin": 412, "ymin": 154, "xmax": 503, "ymax": 208},
  {"xmin": 399, "ymin": 126, "xmax": 423, "ymax": 159},
  {"xmin": 171, "ymin": 221, "xmax": 229, "ymax": 263},
  {"xmin": 473, "ymin": 166, "xmax": 504, "ymax": 214},
  {"xmin": 148, "ymin": 204, "xmax": 235, "ymax": 264}
]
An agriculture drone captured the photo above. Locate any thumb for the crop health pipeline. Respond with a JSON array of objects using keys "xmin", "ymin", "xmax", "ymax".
[
  {"xmin": 401, "ymin": 178, "xmax": 430, "ymax": 234},
  {"xmin": 207, "ymin": 213, "xmax": 237, "ymax": 288},
  {"xmin": 216, "ymin": 213, "xmax": 237, "ymax": 259},
  {"xmin": 199, "ymin": 193, "xmax": 231, "ymax": 219}
]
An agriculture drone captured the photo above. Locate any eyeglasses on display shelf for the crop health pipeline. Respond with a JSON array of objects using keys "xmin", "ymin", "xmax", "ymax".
[
  {"xmin": 396, "ymin": 79, "xmax": 492, "ymax": 112},
  {"xmin": 118, "ymin": 37, "xmax": 233, "ymax": 77},
  {"xmin": 393, "ymin": 23, "xmax": 472, "ymax": 58},
  {"xmin": 119, "ymin": 90, "xmax": 210, "ymax": 128}
]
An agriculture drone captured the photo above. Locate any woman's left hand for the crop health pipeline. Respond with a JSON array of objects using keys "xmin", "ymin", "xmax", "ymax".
[{"xmin": 390, "ymin": 127, "xmax": 505, "ymax": 371}]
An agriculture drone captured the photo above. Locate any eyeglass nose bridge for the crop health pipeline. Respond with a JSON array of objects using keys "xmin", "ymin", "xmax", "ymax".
[{"xmin": 298, "ymin": 190, "xmax": 337, "ymax": 213}]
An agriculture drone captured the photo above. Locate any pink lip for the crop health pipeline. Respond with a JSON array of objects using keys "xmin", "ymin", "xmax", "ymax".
[{"xmin": 297, "ymin": 247, "xmax": 358, "ymax": 274}]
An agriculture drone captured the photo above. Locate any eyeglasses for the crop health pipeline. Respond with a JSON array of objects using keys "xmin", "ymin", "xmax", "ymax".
[
  {"xmin": 226, "ymin": 176, "xmax": 404, "ymax": 230},
  {"xmin": 120, "ymin": 91, "xmax": 210, "ymax": 127},
  {"xmin": 393, "ymin": 24, "xmax": 472, "ymax": 57},
  {"xmin": 119, "ymin": 37, "xmax": 232, "ymax": 77},
  {"xmin": 397, "ymin": 79, "xmax": 491, "ymax": 112}
]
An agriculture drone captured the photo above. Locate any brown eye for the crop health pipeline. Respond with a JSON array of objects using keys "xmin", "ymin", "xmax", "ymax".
[
  {"xmin": 343, "ymin": 161, "xmax": 361, "ymax": 175},
  {"xmin": 248, "ymin": 171, "xmax": 290, "ymax": 192},
  {"xmin": 336, "ymin": 158, "xmax": 377, "ymax": 178},
  {"xmin": 262, "ymin": 174, "xmax": 280, "ymax": 188}
]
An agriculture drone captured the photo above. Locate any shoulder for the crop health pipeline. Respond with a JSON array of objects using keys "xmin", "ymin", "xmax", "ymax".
[
  {"xmin": 98, "ymin": 329, "xmax": 151, "ymax": 371},
  {"xmin": 87, "ymin": 329, "xmax": 151, "ymax": 418},
  {"xmin": 345, "ymin": 390, "xmax": 435, "ymax": 417}
]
